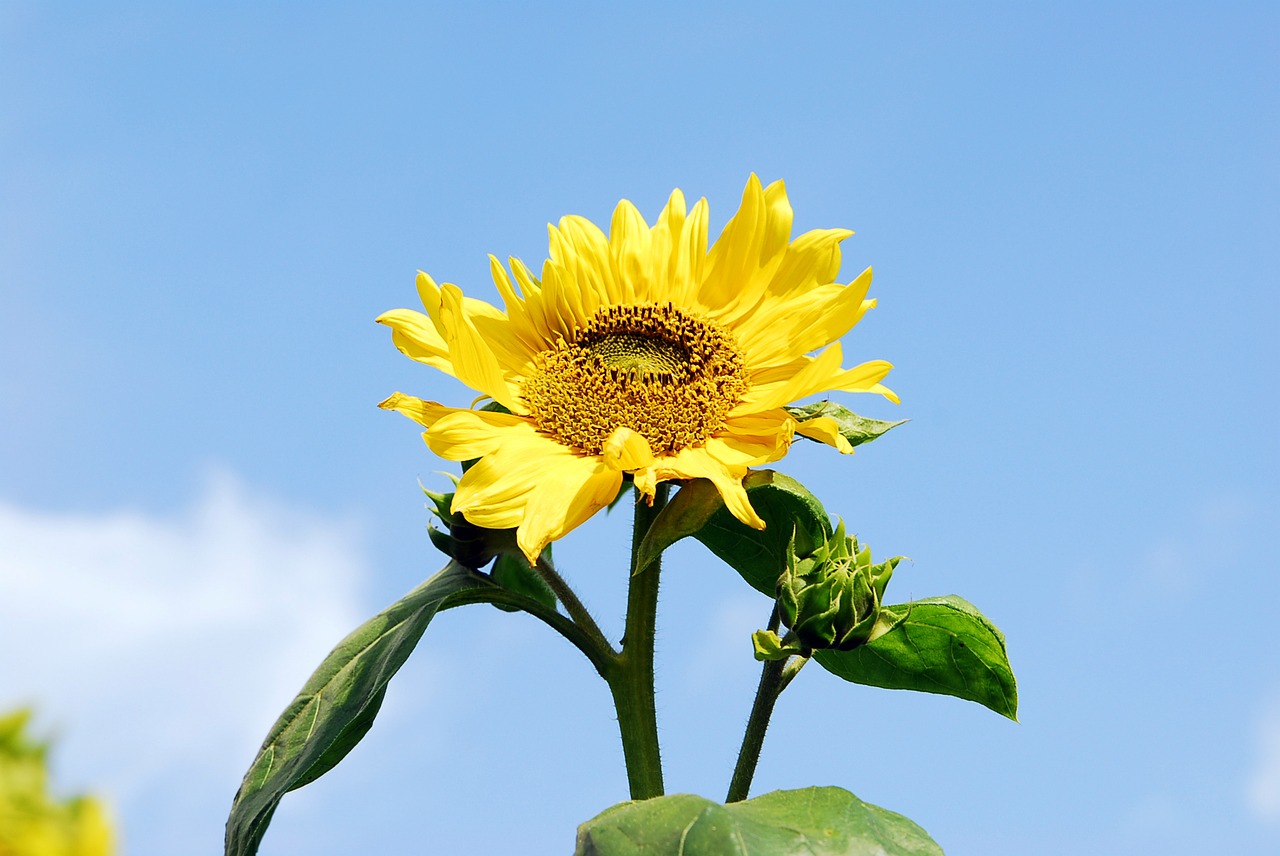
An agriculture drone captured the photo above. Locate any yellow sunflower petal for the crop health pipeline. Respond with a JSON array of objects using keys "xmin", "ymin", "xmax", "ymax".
[
  {"xmin": 603, "ymin": 426, "xmax": 656, "ymax": 471},
  {"xmin": 673, "ymin": 195, "xmax": 709, "ymax": 307},
  {"xmin": 735, "ymin": 267, "xmax": 876, "ymax": 367},
  {"xmin": 708, "ymin": 410, "xmax": 796, "ymax": 467},
  {"xmin": 647, "ymin": 189, "xmax": 683, "ymax": 299},
  {"xmin": 825, "ymin": 358, "xmax": 899, "ymax": 403},
  {"xmin": 794, "ymin": 416, "xmax": 855, "ymax": 454},
  {"xmin": 424, "ymin": 408, "xmax": 535, "ymax": 461},
  {"xmin": 732, "ymin": 343, "xmax": 846, "ymax": 414},
  {"xmin": 449, "ymin": 433, "xmax": 622, "ymax": 563},
  {"xmin": 488, "ymin": 255, "xmax": 545, "ymax": 362},
  {"xmin": 609, "ymin": 199, "xmax": 652, "ymax": 305},
  {"xmin": 450, "ymin": 433, "xmax": 566, "ymax": 527},
  {"xmin": 537, "ymin": 258, "xmax": 592, "ymax": 342},
  {"xmin": 438, "ymin": 284, "xmax": 523, "ymax": 412},
  {"xmin": 700, "ymin": 175, "xmax": 793, "ymax": 322},
  {"xmin": 634, "ymin": 447, "xmax": 764, "ymax": 530},
  {"xmin": 509, "ymin": 256, "xmax": 558, "ymax": 344},
  {"xmin": 375, "ymin": 308, "xmax": 453, "ymax": 373},
  {"xmin": 550, "ymin": 216, "xmax": 615, "ymax": 306},
  {"xmin": 415, "ymin": 270, "xmax": 446, "ymax": 330},
  {"xmin": 768, "ymin": 227, "xmax": 854, "ymax": 299},
  {"xmin": 517, "ymin": 455, "xmax": 623, "ymax": 564},
  {"xmin": 378, "ymin": 392, "xmax": 453, "ymax": 427}
]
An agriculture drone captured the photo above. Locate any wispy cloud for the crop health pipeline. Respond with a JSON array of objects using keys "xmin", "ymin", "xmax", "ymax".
[
  {"xmin": 0, "ymin": 471, "xmax": 369, "ymax": 853},
  {"xmin": 1247, "ymin": 695, "xmax": 1280, "ymax": 822}
]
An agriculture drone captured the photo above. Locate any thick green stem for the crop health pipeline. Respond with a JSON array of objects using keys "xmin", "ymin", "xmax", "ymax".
[{"xmin": 607, "ymin": 483, "xmax": 670, "ymax": 800}]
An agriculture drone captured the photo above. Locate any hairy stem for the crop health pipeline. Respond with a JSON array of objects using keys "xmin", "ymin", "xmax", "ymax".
[
  {"xmin": 607, "ymin": 483, "xmax": 670, "ymax": 800},
  {"xmin": 445, "ymin": 585, "xmax": 615, "ymax": 679},
  {"xmin": 534, "ymin": 555, "xmax": 616, "ymax": 658},
  {"xmin": 725, "ymin": 653, "xmax": 788, "ymax": 803}
]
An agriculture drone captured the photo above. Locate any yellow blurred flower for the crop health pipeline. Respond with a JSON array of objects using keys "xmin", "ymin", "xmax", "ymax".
[
  {"xmin": 0, "ymin": 710, "xmax": 115, "ymax": 856},
  {"xmin": 380, "ymin": 175, "xmax": 896, "ymax": 563}
]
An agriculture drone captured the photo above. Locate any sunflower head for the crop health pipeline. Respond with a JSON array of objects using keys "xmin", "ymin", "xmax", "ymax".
[
  {"xmin": 379, "ymin": 175, "xmax": 897, "ymax": 563},
  {"xmin": 521, "ymin": 302, "xmax": 750, "ymax": 456}
]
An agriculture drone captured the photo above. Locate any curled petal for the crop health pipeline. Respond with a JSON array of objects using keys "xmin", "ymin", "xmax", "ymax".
[
  {"xmin": 603, "ymin": 427, "xmax": 656, "ymax": 471},
  {"xmin": 378, "ymin": 393, "xmax": 452, "ymax": 428},
  {"xmin": 794, "ymin": 416, "xmax": 855, "ymax": 454}
]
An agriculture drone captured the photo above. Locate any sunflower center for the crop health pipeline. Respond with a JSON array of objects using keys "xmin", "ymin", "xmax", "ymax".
[
  {"xmin": 521, "ymin": 303, "xmax": 750, "ymax": 456},
  {"xmin": 584, "ymin": 332, "xmax": 688, "ymax": 374}
]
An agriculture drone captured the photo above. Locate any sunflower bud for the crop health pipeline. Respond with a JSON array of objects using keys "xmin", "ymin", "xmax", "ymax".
[
  {"xmin": 777, "ymin": 521, "xmax": 900, "ymax": 652},
  {"xmin": 422, "ymin": 482, "xmax": 516, "ymax": 569}
]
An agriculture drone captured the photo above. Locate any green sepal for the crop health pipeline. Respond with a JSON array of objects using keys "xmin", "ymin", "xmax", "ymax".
[
  {"xmin": 786, "ymin": 401, "xmax": 908, "ymax": 448},
  {"xmin": 421, "ymin": 480, "xmax": 518, "ymax": 570},
  {"xmin": 637, "ymin": 470, "xmax": 832, "ymax": 590},
  {"xmin": 421, "ymin": 482, "xmax": 456, "ymax": 527},
  {"xmin": 489, "ymin": 547, "xmax": 557, "ymax": 613},
  {"xmin": 225, "ymin": 561, "xmax": 504, "ymax": 856},
  {"xmin": 813, "ymin": 595, "xmax": 1019, "ymax": 720},
  {"xmin": 751, "ymin": 629, "xmax": 804, "ymax": 661},
  {"xmin": 575, "ymin": 786, "xmax": 943, "ymax": 856},
  {"xmin": 426, "ymin": 524, "xmax": 455, "ymax": 558}
]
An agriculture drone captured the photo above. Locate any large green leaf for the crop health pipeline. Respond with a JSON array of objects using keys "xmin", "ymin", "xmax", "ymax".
[
  {"xmin": 224, "ymin": 561, "xmax": 497, "ymax": 856},
  {"xmin": 814, "ymin": 595, "xmax": 1018, "ymax": 720},
  {"xmin": 786, "ymin": 401, "xmax": 907, "ymax": 449},
  {"xmin": 691, "ymin": 470, "xmax": 833, "ymax": 596},
  {"xmin": 575, "ymin": 786, "xmax": 943, "ymax": 856}
]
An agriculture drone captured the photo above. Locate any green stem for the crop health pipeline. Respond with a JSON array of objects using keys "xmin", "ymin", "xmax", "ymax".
[
  {"xmin": 779, "ymin": 653, "xmax": 809, "ymax": 692},
  {"xmin": 607, "ymin": 483, "xmax": 670, "ymax": 800},
  {"xmin": 446, "ymin": 585, "xmax": 615, "ymax": 679},
  {"xmin": 534, "ymin": 555, "xmax": 616, "ymax": 658},
  {"xmin": 725, "ymin": 654, "xmax": 787, "ymax": 802}
]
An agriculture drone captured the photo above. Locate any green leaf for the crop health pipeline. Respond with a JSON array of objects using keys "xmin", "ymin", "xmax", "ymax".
[
  {"xmin": 692, "ymin": 470, "xmax": 833, "ymax": 596},
  {"xmin": 634, "ymin": 478, "xmax": 725, "ymax": 573},
  {"xmin": 575, "ymin": 786, "xmax": 943, "ymax": 856},
  {"xmin": 225, "ymin": 561, "xmax": 498, "ymax": 856},
  {"xmin": 813, "ymin": 595, "xmax": 1018, "ymax": 720},
  {"xmin": 786, "ymin": 401, "xmax": 907, "ymax": 448},
  {"xmin": 490, "ymin": 549, "xmax": 557, "ymax": 613}
]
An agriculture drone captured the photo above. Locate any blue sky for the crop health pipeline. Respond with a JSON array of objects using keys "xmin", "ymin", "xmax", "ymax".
[{"xmin": 2, "ymin": 2, "xmax": 1277, "ymax": 853}]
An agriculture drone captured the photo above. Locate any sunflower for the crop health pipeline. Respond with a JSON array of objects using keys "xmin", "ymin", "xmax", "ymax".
[{"xmin": 379, "ymin": 175, "xmax": 897, "ymax": 564}]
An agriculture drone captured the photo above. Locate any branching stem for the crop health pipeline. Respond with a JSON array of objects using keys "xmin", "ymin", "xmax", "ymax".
[{"xmin": 534, "ymin": 555, "xmax": 615, "ymax": 658}]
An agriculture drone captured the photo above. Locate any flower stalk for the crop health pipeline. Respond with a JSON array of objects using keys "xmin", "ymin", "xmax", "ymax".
[
  {"xmin": 607, "ymin": 483, "xmax": 670, "ymax": 800},
  {"xmin": 726, "ymin": 604, "xmax": 809, "ymax": 803}
]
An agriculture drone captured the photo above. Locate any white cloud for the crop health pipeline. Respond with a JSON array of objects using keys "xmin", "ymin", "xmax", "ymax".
[
  {"xmin": 1247, "ymin": 696, "xmax": 1280, "ymax": 822},
  {"xmin": 0, "ymin": 471, "xmax": 369, "ymax": 853}
]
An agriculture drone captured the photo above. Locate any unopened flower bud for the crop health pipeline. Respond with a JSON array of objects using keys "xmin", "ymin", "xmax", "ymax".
[
  {"xmin": 777, "ymin": 521, "xmax": 900, "ymax": 651},
  {"xmin": 422, "ymin": 482, "xmax": 517, "ymax": 569}
]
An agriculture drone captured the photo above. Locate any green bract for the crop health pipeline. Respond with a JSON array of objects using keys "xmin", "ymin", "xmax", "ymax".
[{"xmin": 777, "ymin": 520, "xmax": 899, "ymax": 652}]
